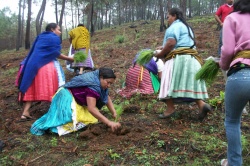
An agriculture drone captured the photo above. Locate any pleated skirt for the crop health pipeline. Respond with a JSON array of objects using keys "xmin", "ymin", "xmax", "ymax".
[
  {"xmin": 159, "ymin": 55, "xmax": 208, "ymax": 102},
  {"xmin": 21, "ymin": 61, "xmax": 62, "ymax": 102}
]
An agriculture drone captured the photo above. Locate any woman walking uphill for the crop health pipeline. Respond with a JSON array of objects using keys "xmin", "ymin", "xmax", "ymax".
[
  {"xmin": 219, "ymin": 0, "xmax": 250, "ymax": 165},
  {"xmin": 154, "ymin": 8, "xmax": 211, "ymax": 120},
  {"xmin": 18, "ymin": 23, "xmax": 74, "ymax": 121}
]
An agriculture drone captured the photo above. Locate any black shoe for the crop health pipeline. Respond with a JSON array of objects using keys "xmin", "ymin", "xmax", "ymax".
[{"xmin": 198, "ymin": 103, "xmax": 212, "ymax": 121}]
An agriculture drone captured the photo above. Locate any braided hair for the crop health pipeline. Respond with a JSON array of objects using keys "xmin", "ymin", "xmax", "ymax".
[{"xmin": 168, "ymin": 8, "xmax": 196, "ymax": 47}]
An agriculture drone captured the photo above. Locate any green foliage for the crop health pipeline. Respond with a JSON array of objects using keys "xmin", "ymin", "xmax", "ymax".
[
  {"xmin": 0, "ymin": 8, "xmax": 18, "ymax": 38},
  {"xmin": 195, "ymin": 59, "xmax": 220, "ymax": 85},
  {"xmin": 2, "ymin": 67, "xmax": 19, "ymax": 76},
  {"xmin": 209, "ymin": 91, "xmax": 225, "ymax": 109},
  {"xmin": 136, "ymin": 49, "xmax": 154, "ymax": 66},
  {"xmin": 114, "ymin": 103, "xmax": 124, "ymax": 122},
  {"xmin": 242, "ymin": 135, "xmax": 249, "ymax": 154},
  {"xmin": 0, "ymin": 156, "xmax": 13, "ymax": 165},
  {"xmin": 50, "ymin": 137, "xmax": 58, "ymax": 147},
  {"xmin": 74, "ymin": 51, "xmax": 88, "ymax": 63},
  {"xmin": 114, "ymin": 35, "xmax": 125, "ymax": 43},
  {"xmin": 157, "ymin": 140, "xmax": 165, "ymax": 148},
  {"xmin": 107, "ymin": 148, "xmax": 121, "ymax": 160}
]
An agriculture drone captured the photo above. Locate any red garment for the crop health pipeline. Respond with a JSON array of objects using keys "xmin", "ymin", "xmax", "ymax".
[
  {"xmin": 20, "ymin": 62, "xmax": 59, "ymax": 102},
  {"xmin": 118, "ymin": 64, "xmax": 154, "ymax": 98},
  {"xmin": 215, "ymin": 4, "xmax": 234, "ymax": 23}
]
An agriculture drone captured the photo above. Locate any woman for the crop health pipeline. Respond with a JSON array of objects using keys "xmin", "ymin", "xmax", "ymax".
[
  {"xmin": 118, "ymin": 49, "xmax": 164, "ymax": 98},
  {"xmin": 68, "ymin": 24, "xmax": 94, "ymax": 75},
  {"xmin": 154, "ymin": 8, "xmax": 211, "ymax": 120},
  {"xmin": 219, "ymin": 0, "xmax": 250, "ymax": 165},
  {"xmin": 30, "ymin": 67, "xmax": 121, "ymax": 136},
  {"xmin": 18, "ymin": 23, "xmax": 74, "ymax": 121}
]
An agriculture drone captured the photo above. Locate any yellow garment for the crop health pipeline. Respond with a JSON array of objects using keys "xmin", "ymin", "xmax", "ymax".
[
  {"xmin": 165, "ymin": 48, "xmax": 203, "ymax": 65},
  {"xmin": 233, "ymin": 50, "xmax": 250, "ymax": 61},
  {"xmin": 57, "ymin": 97, "xmax": 98, "ymax": 136},
  {"xmin": 69, "ymin": 26, "xmax": 90, "ymax": 50}
]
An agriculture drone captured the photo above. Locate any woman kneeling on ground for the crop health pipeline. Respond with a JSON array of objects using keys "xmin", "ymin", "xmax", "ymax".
[{"xmin": 30, "ymin": 67, "xmax": 121, "ymax": 136}]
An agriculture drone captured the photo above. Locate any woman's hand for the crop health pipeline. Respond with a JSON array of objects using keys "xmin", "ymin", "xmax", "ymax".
[
  {"xmin": 156, "ymin": 46, "xmax": 163, "ymax": 50},
  {"xmin": 67, "ymin": 56, "xmax": 74, "ymax": 62},
  {"xmin": 108, "ymin": 121, "xmax": 121, "ymax": 132},
  {"xmin": 58, "ymin": 54, "xmax": 74, "ymax": 62}
]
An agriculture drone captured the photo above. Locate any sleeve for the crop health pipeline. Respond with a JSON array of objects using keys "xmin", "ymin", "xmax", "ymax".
[
  {"xmin": 219, "ymin": 16, "xmax": 236, "ymax": 70},
  {"xmin": 156, "ymin": 59, "xmax": 164, "ymax": 72},
  {"xmin": 215, "ymin": 6, "xmax": 222, "ymax": 16},
  {"xmin": 86, "ymin": 88, "xmax": 100, "ymax": 99},
  {"xmin": 165, "ymin": 25, "xmax": 180, "ymax": 41}
]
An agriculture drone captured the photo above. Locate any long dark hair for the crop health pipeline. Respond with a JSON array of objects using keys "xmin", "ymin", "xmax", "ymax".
[
  {"xmin": 45, "ymin": 23, "xmax": 58, "ymax": 32},
  {"xmin": 233, "ymin": 0, "xmax": 250, "ymax": 13},
  {"xmin": 168, "ymin": 8, "xmax": 196, "ymax": 47},
  {"xmin": 99, "ymin": 67, "xmax": 116, "ymax": 79}
]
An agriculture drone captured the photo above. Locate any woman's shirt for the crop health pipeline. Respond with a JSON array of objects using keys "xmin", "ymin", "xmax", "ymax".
[
  {"xmin": 220, "ymin": 12, "xmax": 250, "ymax": 70},
  {"xmin": 163, "ymin": 19, "xmax": 195, "ymax": 49},
  {"xmin": 69, "ymin": 87, "xmax": 100, "ymax": 106}
]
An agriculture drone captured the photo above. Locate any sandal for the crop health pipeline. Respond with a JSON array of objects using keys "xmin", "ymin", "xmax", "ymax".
[
  {"xmin": 158, "ymin": 111, "xmax": 176, "ymax": 119},
  {"xmin": 19, "ymin": 115, "xmax": 35, "ymax": 122}
]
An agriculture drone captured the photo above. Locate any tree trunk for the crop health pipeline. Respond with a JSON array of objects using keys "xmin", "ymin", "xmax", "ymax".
[
  {"xmin": 159, "ymin": 0, "xmax": 165, "ymax": 32},
  {"xmin": 16, "ymin": 0, "xmax": 22, "ymax": 51},
  {"xmin": 21, "ymin": 1, "xmax": 25, "ymax": 47},
  {"xmin": 70, "ymin": 0, "xmax": 74, "ymax": 28},
  {"xmin": 90, "ymin": 0, "xmax": 94, "ymax": 36},
  {"xmin": 167, "ymin": 0, "xmax": 172, "ymax": 11},
  {"xmin": 58, "ymin": 0, "xmax": 66, "ymax": 40},
  {"xmin": 25, "ymin": 0, "xmax": 32, "ymax": 49},
  {"xmin": 180, "ymin": 0, "xmax": 187, "ymax": 18},
  {"xmin": 55, "ymin": 0, "xmax": 58, "ymax": 24},
  {"xmin": 188, "ymin": 0, "xmax": 192, "ymax": 18},
  {"xmin": 118, "ymin": 0, "xmax": 121, "ymax": 25},
  {"xmin": 36, "ymin": 0, "xmax": 46, "ymax": 36}
]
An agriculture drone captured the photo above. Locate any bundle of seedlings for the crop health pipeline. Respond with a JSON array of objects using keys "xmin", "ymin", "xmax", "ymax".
[
  {"xmin": 195, "ymin": 59, "xmax": 220, "ymax": 85},
  {"xmin": 136, "ymin": 49, "xmax": 155, "ymax": 66},
  {"xmin": 74, "ymin": 51, "xmax": 88, "ymax": 63}
]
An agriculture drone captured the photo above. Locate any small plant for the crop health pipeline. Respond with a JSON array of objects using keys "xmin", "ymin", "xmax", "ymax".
[
  {"xmin": 115, "ymin": 35, "xmax": 125, "ymax": 43},
  {"xmin": 157, "ymin": 140, "xmax": 165, "ymax": 148},
  {"xmin": 208, "ymin": 91, "xmax": 225, "ymax": 109},
  {"xmin": 50, "ymin": 137, "xmax": 58, "ymax": 147},
  {"xmin": 107, "ymin": 148, "xmax": 121, "ymax": 160},
  {"xmin": 0, "ymin": 156, "xmax": 13, "ymax": 165},
  {"xmin": 242, "ymin": 135, "xmax": 249, "ymax": 153},
  {"xmin": 114, "ymin": 103, "xmax": 124, "ymax": 122}
]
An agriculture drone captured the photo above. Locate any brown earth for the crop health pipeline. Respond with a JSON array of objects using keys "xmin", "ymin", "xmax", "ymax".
[{"xmin": 0, "ymin": 17, "xmax": 249, "ymax": 165}]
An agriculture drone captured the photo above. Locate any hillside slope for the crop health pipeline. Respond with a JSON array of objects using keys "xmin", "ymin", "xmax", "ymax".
[{"xmin": 1, "ymin": 16, "xmax": 249, "ymax": 166}]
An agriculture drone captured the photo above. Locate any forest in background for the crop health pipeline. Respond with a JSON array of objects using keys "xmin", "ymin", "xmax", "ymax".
[{"xmin": 0, "ymin": 0, "xmax": 224, "ymax": 51}]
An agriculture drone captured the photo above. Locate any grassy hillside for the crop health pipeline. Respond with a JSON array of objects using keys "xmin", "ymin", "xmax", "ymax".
[{"xmin": 0, "ymin": 16, "xmax": 249, "ymax": 166}]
